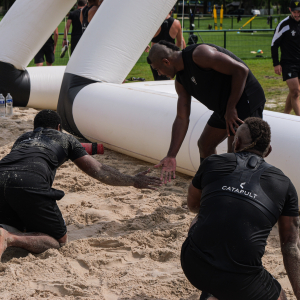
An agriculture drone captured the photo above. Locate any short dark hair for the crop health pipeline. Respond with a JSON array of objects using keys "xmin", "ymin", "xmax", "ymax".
[
  {"xmin": 244, "ymin": 117, "xmax": 271, "ymax": 153},
  {"xmin": 34, "ymin": 110, "xmax": 62, "ymax": 130},
  {"xmin": 78, "ymin": 0, "xmax": 87, "ymax": 6},
  {"xmin": 158, "ymin": 40, "xmax": 180, "ymax": 51}
]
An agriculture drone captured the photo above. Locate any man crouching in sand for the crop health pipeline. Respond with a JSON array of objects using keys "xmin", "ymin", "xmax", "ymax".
[
  {"xmin": 181, "ymin": 117, "xmax": 300, "ymax": 300},
  {"xmin": 0, "ymin": 110, "xmax": 161, "ymax": 259}
]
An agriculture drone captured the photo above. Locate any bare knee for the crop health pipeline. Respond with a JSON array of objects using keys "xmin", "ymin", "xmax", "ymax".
[
  {"xmin": 58, "ymin": 234, "xmax": 68, "ymax": 247},
  {"xmin": 197, "ymin": 137, "xmax": 216, "ymax": 158},
  {"xmin": 290, "ymin": 88, "xmax": 299, "ymax": 99}
]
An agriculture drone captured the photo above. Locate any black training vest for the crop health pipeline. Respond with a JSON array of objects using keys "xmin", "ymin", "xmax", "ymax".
[
  {"xmin": 201, "ymin": 153, "xmax": 280, "ymax": 224},
  {"xmin": 152, "ymin": 17, "xmax": 175, "ymax": 44},
  {"xmin": 19, "ymin": 128, "xmax": 67, "ymax": 166},
  {"xmin": 176, "ymin": 44, "xmax": 265, "ymax": 117},
  {"xmin": 82, "ymin": 5, "xmax": 95, "ymax": 33}
]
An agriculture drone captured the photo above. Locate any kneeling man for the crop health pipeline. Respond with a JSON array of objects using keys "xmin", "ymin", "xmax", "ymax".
[
  {"xmin": 0, "ymin": 110, "xmax": 161, "ymax": 259},
  {"xmin": 181, "ymin": 117, "xmax": 299, "ymax": 300}
]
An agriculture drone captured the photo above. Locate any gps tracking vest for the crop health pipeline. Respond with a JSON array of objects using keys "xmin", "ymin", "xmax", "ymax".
[{"xmin": 201, "ymin": 153, "xmax": 280, "ymax": 224}]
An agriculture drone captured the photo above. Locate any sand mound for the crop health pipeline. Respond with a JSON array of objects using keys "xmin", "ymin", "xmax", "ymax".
[{"xmin": 0, "ymin": 108, "xmax": 296, "ymax": 299}]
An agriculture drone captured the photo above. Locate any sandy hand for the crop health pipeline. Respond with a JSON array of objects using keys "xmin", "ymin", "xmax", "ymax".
[
  {"xmin": 133, "ymin": 168, "xmax": 162, "ymax": 190},
  {"xmin": 154, "ymin": 157, "xmax": 176, "ymax": 184}
]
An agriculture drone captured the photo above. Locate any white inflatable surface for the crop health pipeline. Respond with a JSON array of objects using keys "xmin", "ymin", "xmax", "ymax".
[
  {"xmin": 0, "ymin": 0, "xmax": 76, "ymax": 70},
  {"xmin": 27, "ymin": 66, "xmax": 66, "ymax": 110}
]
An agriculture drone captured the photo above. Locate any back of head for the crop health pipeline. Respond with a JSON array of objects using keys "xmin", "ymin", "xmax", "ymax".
[
  {"xmin": 78, "ymin": 0, "xmax": 87, "ymax": 6},
  {"xmin": 34, "ymin": 110, "xmax": 62, "ymax": 130},
  {"xmin": 88, "ymin": 0, "xmax": 98, "ymax": 5},
  {"xmin": 147, "ymin": 40, "xmax": 180, "ymax": 65},
  {"xmin": 244, "ymin": 117, "xmax": 271, "ymax": 154}
]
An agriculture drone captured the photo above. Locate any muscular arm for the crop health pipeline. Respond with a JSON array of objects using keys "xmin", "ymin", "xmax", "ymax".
[
  {"xmin": 74, "ymin": 155, "xmax": 161, "ymax": 189},
  {"xmin": 53, "ymin": 28, "xmax": 59, "ymax": 53},
  {"xmin": 193, "ymin": 44, "xmax": 249, "ymax": 134},
  {"xmin": 175, "ymin": 20, "xmax": 186, "ymax": 49},
  {"xmin": 168, "ymin": 80, "xmax": 191, "ymax": 157},
  {"xmin": 80, "ymin": 10, "xmax": 83, "ymax": 24},
  {"xmin": 88, "ymin": 6, "xmax": 98, "ymax": 23},
  {"xmin": 278, "ymin": 215, "xmax": 300, "ymax": 299},
  {"xmin": 154, "ymin": 80, "xmax": 191, "ymax": 182},
  {"xmin": 187, "ymin": 182, "xmax": 202, "ymax": 213},
  {"xmin": 63, "ymin": 19, "xmax": 72, "ymax": 45}
]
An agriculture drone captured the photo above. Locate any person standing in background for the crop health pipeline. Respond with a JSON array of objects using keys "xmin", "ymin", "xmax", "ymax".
[
  {"xmin": 63, "ymin": 0, "xmax": 87, "ymax": 55},
  {"xmin": 34, "ymin": 28, "xmax": 58, "ymax": 66}
]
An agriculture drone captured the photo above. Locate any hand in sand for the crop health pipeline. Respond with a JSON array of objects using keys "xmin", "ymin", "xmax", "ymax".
[
  {"xmin": 133, "ymin": 168, "xmax": 162, "ymax": 190},
  {"xmin": 154, "ymin": 157, "xmax": 176, "ymax": 184}
]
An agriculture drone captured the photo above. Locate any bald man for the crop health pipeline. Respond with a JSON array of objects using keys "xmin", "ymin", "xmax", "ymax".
[
  {"xmin": 181, "ymin": 117, "xmax": 299, "ymax": 300},
  {"xmin": 147, "ymin": 41, "xmax": 266, "ymax": 183}
]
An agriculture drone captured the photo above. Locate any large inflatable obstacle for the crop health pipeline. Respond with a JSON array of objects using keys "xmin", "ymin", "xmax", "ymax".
[{"xmin": 0, "ymin": 0, "xmax": 300, "ymax": 200}]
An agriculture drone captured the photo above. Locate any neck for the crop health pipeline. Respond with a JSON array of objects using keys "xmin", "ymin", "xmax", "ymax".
[
  {"xmin": 173, "ymin": 52, "xmax": 184, "ymax": 73},
  {"xmin": 238, "ymin": 149, "xmax": 264, "ymax": 158}
]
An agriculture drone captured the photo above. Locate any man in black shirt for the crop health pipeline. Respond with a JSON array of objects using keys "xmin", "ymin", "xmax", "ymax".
[
  {"xmin": 0, "ymin": 110, "xmax": 161, "ymax": 259},
  {"xmin": 34, "ymin": 28, "xmax": 59, "ymax": 66},
  {"xmin": 181, "ymin": 117, "xmax": 299, "ymax": 300},
  {"xmin": 147, "ymin": 41, "xmax": 266, "ymax": 183},
  {"xmin": 63, "ymin": 0, "xmax": 87, "ymax": 54},
  {"xmin": 271, "ymin": 0, "xmax": 300, "ymax": 116}
]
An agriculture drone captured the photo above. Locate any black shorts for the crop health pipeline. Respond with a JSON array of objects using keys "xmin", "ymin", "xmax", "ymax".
[
  {"xmin": 0, "ymin": 171, "xmax": 66, "ymax": 240},
  {"xmin": 34, "ymin": 43, "xmax": 55, "ymax": 64},
  {"xmin": 181, "ymin": 237, "xmax": 281, "ymax": 300},
  {"xmin": 282, "ymin": 63, "xmax": 300, "ymax": 81},
  {"xmin": 207, "ymin": 103, "xmax": 264, "ymax": 136},
  {"xmin": 150, "ymin": 65, "xmax": 170, "ymax": 81}
]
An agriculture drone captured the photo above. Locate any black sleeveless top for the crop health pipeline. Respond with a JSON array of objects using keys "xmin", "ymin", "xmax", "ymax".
[
  {"xmin": 176, "ymin": 44, "xmax": 266, "ymax": 117},
  {"xmin": 152, "ymin": 17, "xmax": 175, "ymax": 44},
  {"xmin": 82, "ymin": 5, "xmax": 95, "ymax": 33}
]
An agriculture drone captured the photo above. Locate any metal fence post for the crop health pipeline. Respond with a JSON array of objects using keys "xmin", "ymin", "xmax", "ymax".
[
  {"xmin": 231, "ymin": 16, "xmax": 233, "ymax": 29},
  {"xmin": 270, "ymin": 16, "xmax": 272, "ymax": 29},
  {"xmin": 224, "ymin": 30, "xmax": 226, "ymax": 49}
]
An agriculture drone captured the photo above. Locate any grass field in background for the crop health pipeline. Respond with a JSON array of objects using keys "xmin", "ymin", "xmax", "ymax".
[{"xmin": 0, "ymin": 15, "xmax": 288, "ymax": 113}]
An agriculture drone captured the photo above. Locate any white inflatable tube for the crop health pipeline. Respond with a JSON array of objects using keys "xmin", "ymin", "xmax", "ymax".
[
  {"xmin": 26, "ymin": 66, "xmax": 66, "ymax": 110},
  {"xmin": 0, "ymin": 0, "xmax": 75, "ymax": 70},
  {"xmin": 72, "ymin": 82, "xmax": 300, "ymax": 200},
  {"xmin": 66, "ymin": 0, "xmax": 176, "ymax": 83}
]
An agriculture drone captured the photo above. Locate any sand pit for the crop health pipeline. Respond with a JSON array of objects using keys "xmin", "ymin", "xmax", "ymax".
[{"xmin": 0, "ymin": 108, "xmax": 296, "ymax": 300}]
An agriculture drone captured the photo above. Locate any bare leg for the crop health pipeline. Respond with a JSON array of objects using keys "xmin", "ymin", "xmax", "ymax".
[
  {"xmin": 46, "ymin": 61, "xmax": 53, "ymax": 66},
  {"xmin": 0, "ymin": 228, "xmax": 67, "ymax": 259},
  {"xmin": 35, "ymin": 62, "xmax": 43, "ymax": 67},
  {"xmin": 286, "ymin": 78, "xmax": 300, "ymax": 116},
  {"xmin": 284, "ymin": 93, "xmax": 293, "ymax": 114},
  {"xmin": 198, "ymin": 124, "xmax": 227, "ymax": 159},
  {"xmin": 207, "ymin": 297, "xmax": 218, "ymax": 300}
]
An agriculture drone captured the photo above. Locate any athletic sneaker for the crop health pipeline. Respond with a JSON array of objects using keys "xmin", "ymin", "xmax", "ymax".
[{"xmin": 60, "ymin": 45, "xmax": 68, "ymax": 58}]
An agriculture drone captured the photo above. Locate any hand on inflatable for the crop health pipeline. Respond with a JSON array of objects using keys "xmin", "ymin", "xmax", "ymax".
[
  {"xmin": 154, "ymin": 157, "xmax": 176, "ymax": 184},
  {"xmin": 133, "ymin": 168, "xmax": 162, "ymax": 190},
  {"xmin": 224, "ymin": 107, "xmax": 243, "ymax": 136},
  {"xmin": 274, "ymin": 65, "xmax": 282, "ymax": 76}
]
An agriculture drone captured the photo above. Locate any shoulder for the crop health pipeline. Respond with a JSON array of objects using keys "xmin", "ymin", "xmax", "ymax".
[
  {"xmin": 192, "ymin": 44, "xmax": 216, "ymax": 63},
  {"xmin": 276, "ymin": 16, "xmax": 291, "ymax": 32},
  {"xmin": 206, "ymin": 153, "xmax": 236, "ymax": 164}
]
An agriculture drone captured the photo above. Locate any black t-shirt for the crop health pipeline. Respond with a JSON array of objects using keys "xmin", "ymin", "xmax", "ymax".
[
  {"xmin": 190, "ymin": 152, "xmax": 298, "ymax": 274},
  {"xmin": 176, "ymin": 44, "xmax": 266, "ymax": 117},
  {"xmin": 0, "ymin": 129, "xmax": 87, "ymax": 186},
  {"xmin": 68, "ymin": 8, "xmax": 83, "ymax": 38}
]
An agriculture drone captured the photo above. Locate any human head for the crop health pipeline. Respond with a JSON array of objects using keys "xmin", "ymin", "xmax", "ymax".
[
  {"xmin": 290, "ymin": 0, "xmax": 300, "ymax": 21},
  {"xmin": 233, "ymin": 117, "xmax": 271, "ymax": 157},
  {"xmin": 88, "ymin": 0, "xmax": 98, "ymax": 5},
  {"xmin": 34, "ymin": 110, "xmax": 62, "ymax": 131},
  {"xmin": 147, "ymin": 41, "xmax": 180, "ymax": 79},
  {"xmin": 77, "ymin": 0, "xmax": 87, "ymax": 6}
]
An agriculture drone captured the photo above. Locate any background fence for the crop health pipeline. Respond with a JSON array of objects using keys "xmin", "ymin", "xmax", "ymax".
[{"xmin": 0, "ymin": 14, "xmax": 279, "ymax": 67}]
